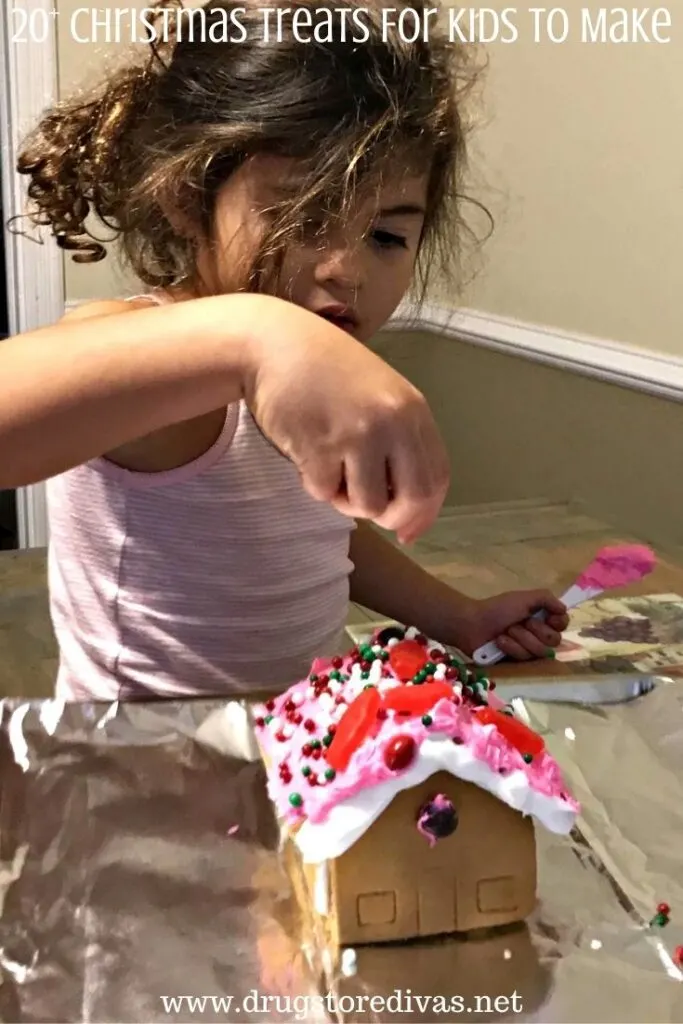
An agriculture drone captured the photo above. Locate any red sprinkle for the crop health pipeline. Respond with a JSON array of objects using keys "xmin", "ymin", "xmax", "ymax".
[
  {"xmin": 445, "ymin": 667, "xmax": 458, "ymax": 680},
  {"xmin": 307, "ymin": 773, "xmax": 318, "ymax": 786},
  {"xmin": 318, "ymin": 675, "xmax": 329, "ymax": 686},
  {"xmin": 334, "ymin": 695, "xmax": 346, "ymax": 705},
  {"xmin": 265, "ymin": 700, "xmax": 275, "ymax": 712},
  {"xmin": 312, "ymin": 748, "xmax": 322, "ymax": 760},
  {"xmin": 376, "ymin": 707, "xmax": 388, "ymax": 720},
  {"xmin": 658, "ymin": 902, "xmax": 671, "ymax": 916},
  {"xmin": 360, "ymin": 660, "xmax": 372, "ymax": 672},
  {"xmin": 488, "ymin": 681, "xmax": 496, "ymax": 691},
  {"xmin": 255, "ymin": 716, "xmax": 265, "ymax": 727},
  {"xmin": 327, "ymin": 724, "xmax": 337, "ymax": 735},
  {"xmin": 301, "ymin": 743, "xmax": 313, "ymax": 757},
  {"xmin": 415, "ymin": 633, "xmax": 428, "ymax": 646},
  {"xmin": 674, "ymin": 946, "xmax": 683, "ymax": 966},
  {"xmin": 275, "ymin": 731, "xmax": 287, "ymax": 743},
  {"xmin": 304, "ymin": 719, "xmax": 316, "ymax": 732},
  {"xmin": 292, "ymin": 713, "xmax": 303, "ymax": 725},
  {"xmin": 284, "ymin": 699, "xmax": 295, "ymax": 712},
  {"xmin": 331, "ymin": 656, "xmax": 343, "ymax": 669},
  {"xmin": 429, "ymin": 649, "xmax": 442, "ymax": 660}
]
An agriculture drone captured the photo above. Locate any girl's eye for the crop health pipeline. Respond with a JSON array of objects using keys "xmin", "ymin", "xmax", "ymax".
[{"xmin": 371, "ymin": 229, "xmax": 407, "ymax": 249}]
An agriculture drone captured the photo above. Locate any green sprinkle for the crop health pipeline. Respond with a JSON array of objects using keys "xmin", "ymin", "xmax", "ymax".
[
  {"xmin": 329, "ymin": 670, "xmax": 341, "ymax": 681},
  {"xmin": 289, "ymin": 792, "xmax": 303, "ymax": 807},
  {"xmin": 380, "ymin": 650, "xmax": 390, "ymax": 661},
  {"xmin": 301, "ymin": 766, "xmax": 311, "ymax": 777},
  {"xmin": 264, "ymin": 715, "xmax": 273, "ymax": 724},
  {"xmin": 421, "ymin": 714, "xmax": 433, "ymax": 727},
  {"xmin": 545, "ymin": 648, "xmax": 556, "ymax": 659},
  {"xmin": 523, "ymin": 753, "xmax": 533, "ymax": 764},
  {"xmin": 324, "ymin": 768, "xmax": 336, "ymax": 781},
  {"xmin": 311, "ymin": 739, "xmax": 322, "ymax": 750},
  {"xmin": 424, "ymin": 662, "xmax": 436, "ymax": 674},
  {"xmin": 361, "ymin": 671, "xmax": 369, "ymax": 680},
  {"xmin": 309, "ymin": 674, "xmax": 319, "ymax": 683},
  {"xmin": 322, "ymin": 733, "xmax": 333, "ymax": 747},
  {"xmin": 363, "ymin": 683, "xmax": 376, "ymax": 690}
]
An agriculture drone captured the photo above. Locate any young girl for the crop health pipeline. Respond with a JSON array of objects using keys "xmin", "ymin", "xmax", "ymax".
[{"xmin": 1, "ymin": 0, "xmax": 568, "ymax": 701}]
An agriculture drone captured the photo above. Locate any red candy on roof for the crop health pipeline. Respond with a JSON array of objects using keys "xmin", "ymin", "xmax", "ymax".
[
  {"xmin": 383, "ymin": 682, "xmax": 453, "ymax": 715},
  {"xmin": 325, "ymin": 686, "xmax": 382, "ymax": 772},
  {"xmin": 476, "ymin": 706, "xmax": 545, "ymax": 758},
  {"xmin": 388, "ymin": 639, "xmax": 429, "ymax": 681}
]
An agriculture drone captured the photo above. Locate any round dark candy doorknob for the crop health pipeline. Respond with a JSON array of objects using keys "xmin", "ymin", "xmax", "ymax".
[{"xmin": 416, "ymin": 794, "xmax": 458, "ymax": 845}]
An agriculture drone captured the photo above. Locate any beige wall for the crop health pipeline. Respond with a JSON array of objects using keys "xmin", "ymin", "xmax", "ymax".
[
  {"xmin": 452, "ymin": 28, "xmax": 683, "ymax": 355},
  {"xmin": 374, "ymin": 330, "xmax": 683, "ymax": 548}
]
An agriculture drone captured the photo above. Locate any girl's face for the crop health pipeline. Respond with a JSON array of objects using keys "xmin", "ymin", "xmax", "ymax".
[{"xmin": 203, "ymin": 156, "xmax": 428, "ymax": 342}]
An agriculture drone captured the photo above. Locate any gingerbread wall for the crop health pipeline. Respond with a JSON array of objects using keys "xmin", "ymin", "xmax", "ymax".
[{"xmin": 323, "ymin": 771, "xmax": 537, "ymax": 945}]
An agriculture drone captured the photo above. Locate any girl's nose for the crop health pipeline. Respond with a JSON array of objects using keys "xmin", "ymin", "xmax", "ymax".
[{"xmin": 313, "ymin": 238, "xmax": 364, "ymax": 291}]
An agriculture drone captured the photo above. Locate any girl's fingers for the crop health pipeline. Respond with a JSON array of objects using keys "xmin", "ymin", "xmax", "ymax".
[
  {"xmin": 501, "ymin": 624, "xmax": 549, "ymax": 660},
  {"xmin": 332, "ymin": 453, "xmax": 390, "ymax": 520},
  {"xmin": 524, "ymin": 616, "xmax": 563, "ymax": 648}
]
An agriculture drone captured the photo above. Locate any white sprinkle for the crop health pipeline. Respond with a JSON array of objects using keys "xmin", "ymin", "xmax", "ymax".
[
  {"xmin": 328, "ymin": 680, "xmax": 343, "ymax": 694},
  {"xmin": 332, "ymin": 703, "xmax": 347, "ymax": 720},
  {"xmin": 227, "ymin": 824, "xmax": 240, "ymax": 836},
  {"xmin": 405, "ymin": 626, "xmax": 419, "ymax": 640},
  {"xmin": 386, "ymin": 637, "xmax": 400, "ymax": 649},
  {"xmin": 290, "ymin": 692, "xmax": 304, "ymax": 706},
  {"xmin": 503, "ymin": 949, "xmax": 512, "ymax": 960},
  {"xmin": 253, "ymin": 705, "xmax": 266, "ymax": 718},
  {"xmin": 318, "ymin": 694, "xmax": 334, "ymax": 713},
  {"xmin": 341, "ymin": 948, "xmax": 357, "ymax": 976},
  {"xmin": 369, "ymin": 660, "xmax": 383, "ymax": 684},
  {"xmin": 306, "ymin": 687, "xmax": 316, "ymax": 700},
  {"xmin": 281, "ymin": 724, "xmax": 294, "ymax": 739},
  {"xmin": 267, "ymin": 717, "xmax": 280, "ymax": 732},
  {"xmin": 434, "ymin": 664, "xmax": 447, "ymax": 680},
  {"xmin": 565, "ymin": 727, "xmax": 576, "ymax": 741},
  {"xmin": 372, "ymin": 644, "xmax": 383, "ymax": 654},
  {"xmin": 590, "ymin": 939, "xmax": 602, "ymax": 950}
]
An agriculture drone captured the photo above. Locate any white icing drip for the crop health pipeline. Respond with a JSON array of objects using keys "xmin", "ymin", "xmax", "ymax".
[{"xmin": 294, "ymin": 735, "xmax": 577, "ymax": 864}]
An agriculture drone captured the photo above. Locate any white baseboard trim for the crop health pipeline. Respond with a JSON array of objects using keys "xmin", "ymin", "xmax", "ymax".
[
  {"xmin": 386, "ymin": 304, "xmax": 683, "ymax": 403},
  {"xmin": 64, "ymin": 299, "xmax": 683, "ymax": 403}
]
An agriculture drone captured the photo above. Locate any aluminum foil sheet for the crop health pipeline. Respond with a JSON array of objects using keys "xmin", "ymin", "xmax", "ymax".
[{"xmin": 0, "ymin": 685, "xmax": 681, "ymax": 1023}]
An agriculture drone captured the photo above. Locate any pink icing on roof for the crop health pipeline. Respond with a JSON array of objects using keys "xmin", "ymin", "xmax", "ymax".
[
  {"xmin": 576, "ymin": 544, "xmax": 655, "ymax": 591},
  {"xmin": 255, "ymin": 630, "xmax": 579, "ymax": 832}
]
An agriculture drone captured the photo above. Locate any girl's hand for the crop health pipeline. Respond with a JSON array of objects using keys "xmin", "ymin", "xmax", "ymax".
[
  {"xmin": 243, "ymin": 301, "xmax": 450, "ymax": 543},
  {"xmin": 461, "ymin": 590, "xmax": 569, "ymax": 661}
]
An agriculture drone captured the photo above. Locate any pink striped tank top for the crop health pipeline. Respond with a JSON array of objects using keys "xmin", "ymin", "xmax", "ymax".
[{"xmin": 46, "ymin": 294, "xmax": 355, "ymax": 701}]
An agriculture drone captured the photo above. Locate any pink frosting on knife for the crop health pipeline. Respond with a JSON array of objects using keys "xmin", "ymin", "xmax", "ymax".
[
  {"xmin": 576, "ymin": 544, "xmax": 655, "ymax": 591},
  {"xmin": 255, "ymin": 632, "xmax": 579, "ymax": 831}
]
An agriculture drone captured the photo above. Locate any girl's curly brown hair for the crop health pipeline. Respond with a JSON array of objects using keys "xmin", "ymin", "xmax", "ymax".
[{"xmin": 16, "ymin": 0, "xmax": 488, "ymax": 299}]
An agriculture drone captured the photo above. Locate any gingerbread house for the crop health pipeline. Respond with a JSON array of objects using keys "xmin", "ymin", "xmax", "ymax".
[{"xmin": 256, "ymin": 626, "xmax": 579, "ymax": 947}]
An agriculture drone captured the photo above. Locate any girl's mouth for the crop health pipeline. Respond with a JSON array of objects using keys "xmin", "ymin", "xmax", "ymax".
[{"xmin": 317, "ymin": 310, "xmax": 358, "ymax": 334}]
